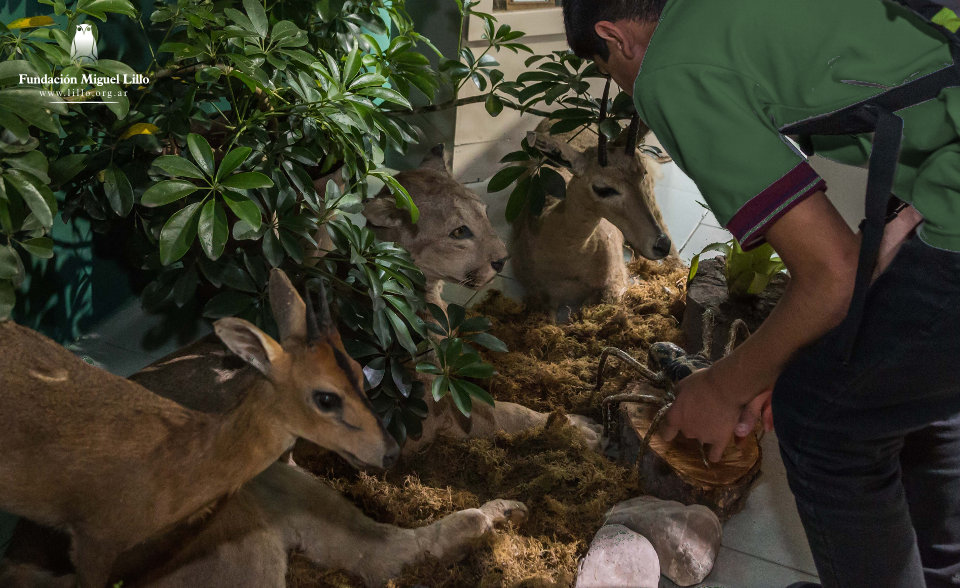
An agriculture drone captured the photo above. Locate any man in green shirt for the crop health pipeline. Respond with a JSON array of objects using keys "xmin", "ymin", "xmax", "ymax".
[{"xmin": 561, "ymin": 1, "xmax": 960, "ymax": 586}]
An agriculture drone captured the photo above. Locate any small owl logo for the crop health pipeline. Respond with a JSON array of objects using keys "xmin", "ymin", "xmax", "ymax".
[{"xmin": 70, "ymin": 24, "xmax": 98, "ymax": 64}]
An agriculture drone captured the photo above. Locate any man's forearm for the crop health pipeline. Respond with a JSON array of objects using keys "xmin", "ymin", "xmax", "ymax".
[
  {"xmin": 705, "ymin": 190, "xmax": 861, "ymax": 406},
  {"xmin": 706, "ymin": 264, "xmax": 855, "ymax": 405}
]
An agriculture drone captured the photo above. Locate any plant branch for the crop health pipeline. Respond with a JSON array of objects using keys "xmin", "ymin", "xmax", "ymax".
[{"xmin": 396, "ymin": 93, "xmax": 553, "ymax": 118}]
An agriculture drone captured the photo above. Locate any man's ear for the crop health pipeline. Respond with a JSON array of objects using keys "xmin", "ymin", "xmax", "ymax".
[
  {"xmin": 594, "ymin": 20, "xmax": 642, "ymax": 61},
  {"xmin": 594, "ymin": 21, "xmax": 625, "ymax": 53}
]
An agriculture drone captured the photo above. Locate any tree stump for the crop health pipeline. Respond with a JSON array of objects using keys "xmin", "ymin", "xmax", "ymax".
[{"xmin": 615, "ymin": 382, "xmax": 762, "ymax": 522}]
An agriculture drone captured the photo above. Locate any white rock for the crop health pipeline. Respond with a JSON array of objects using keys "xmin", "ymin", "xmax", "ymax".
[
  {"xmin": 575, "ymin": 524, "xmax": 660, "ymax": 588},
  {"xmin": 604, "ymin": 496, "xmax": 722, "ymax": 586}
]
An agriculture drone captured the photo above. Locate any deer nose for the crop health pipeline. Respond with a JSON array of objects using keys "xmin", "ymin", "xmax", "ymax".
[
  {"xmin": 381, "ymin": 443, "xmax": 400, "ymax": 470},
  {"xmin": 653, "ymin": 234, "xmax": 672, "ymax": 258},
  {"xmin": 491, "ymin": 257, "xmax": 507, "ymax": 273}
]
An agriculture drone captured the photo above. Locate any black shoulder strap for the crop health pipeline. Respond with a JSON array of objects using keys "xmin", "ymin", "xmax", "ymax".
[{"xmin": 779, "ymin": 1, "xmax": 960, "ymax": 362}]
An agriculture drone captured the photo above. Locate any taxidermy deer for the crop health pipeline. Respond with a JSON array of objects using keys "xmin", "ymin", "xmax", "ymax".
[
  {"xmin": 0, "ymin": 463, "xmax": 527, "ymax": 587},
  {"xmin": 0, "ymin": 269, "xmax": 398, "ymax": 588},
  {"xmin": 511, "ymin": 107, "xmax": 675, "ymax": 311}
]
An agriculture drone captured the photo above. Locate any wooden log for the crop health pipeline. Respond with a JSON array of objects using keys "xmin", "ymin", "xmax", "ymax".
[{"xmin": 615, "ymin": 381, "xmax": 762, "ymax": 522}]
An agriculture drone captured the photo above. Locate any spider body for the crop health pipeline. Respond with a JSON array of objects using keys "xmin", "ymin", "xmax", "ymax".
[{"xmin": 648, "ymin": 341, "xmax": 711, "ymax": 383}]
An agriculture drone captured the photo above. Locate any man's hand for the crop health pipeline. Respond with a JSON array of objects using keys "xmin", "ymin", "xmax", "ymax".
[
  {"xmin": 660, "ymin": 367, "xmax": 746, "ymax": 462},
  {"xmin": 735, "ymin": 389, "xmax": 774, "ymax": 438}
]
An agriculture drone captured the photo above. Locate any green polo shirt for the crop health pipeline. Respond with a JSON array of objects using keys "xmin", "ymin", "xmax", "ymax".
[{"xmin": 632, "ymin": 0, "xmax": 960, "ymax": 251}]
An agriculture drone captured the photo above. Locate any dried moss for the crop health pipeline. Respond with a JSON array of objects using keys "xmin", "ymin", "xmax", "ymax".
[
  {"xmin": 476, "ymin": 257, "xmax": 687, "ymax": 420},
  {"xmin": 288, "ymin": 257, "xmax": 688, "ymax": 587}
]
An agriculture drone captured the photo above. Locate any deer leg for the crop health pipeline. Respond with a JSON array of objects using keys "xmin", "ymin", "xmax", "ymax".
[{"xmin": 409, "ymin": 499, "xmax": 528, "ymax": 563}]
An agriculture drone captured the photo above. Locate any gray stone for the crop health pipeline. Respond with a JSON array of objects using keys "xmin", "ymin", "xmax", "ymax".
[
  {"xmin": 575, "ymin": 524, "xmax": 660, "ymax": 588},
  {"xmin": 604, "ymin": 496, "xmax": 722, "ymax": 586}
]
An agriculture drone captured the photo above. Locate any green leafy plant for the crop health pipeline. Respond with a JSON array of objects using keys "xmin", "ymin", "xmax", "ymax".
[
  {"xmin": 417, "ymin": 303, "xmax": 507, "ymax": 417},
  {"xmin": 1, "ymin": 0, "xmax": 526, "ymax": 441},
  {"xmin": 484, "ymin": 50, "xmax": 664, "ymax": 219},
  {"xmin": 688, "ymin": 239, "xmax": 786, "ymax": 298}
]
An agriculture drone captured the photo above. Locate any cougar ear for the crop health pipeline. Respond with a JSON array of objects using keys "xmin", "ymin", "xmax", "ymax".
[
  {"xmin": 420, "ymin": 144, "xmax": 451, "ymax": 173},
  {"xmin": 362, "ymin": 193, "xmax": 406, "ymax": 229},
  {"xmin": 214, "ymin": 318, "xmax": 284, "ymax": 377}
]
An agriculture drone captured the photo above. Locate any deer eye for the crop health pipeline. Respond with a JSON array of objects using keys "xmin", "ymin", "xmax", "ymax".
[
  {"xmin": 450, "ymin": 225, "xmax": 474, "ymax": 239},
  {"xmin": 313, "ymin": 391, "xmax": 342, "ymax": 412},
  {"xmin": 592, "ymin": 185, "xmax": 621, "ymax": 198}
]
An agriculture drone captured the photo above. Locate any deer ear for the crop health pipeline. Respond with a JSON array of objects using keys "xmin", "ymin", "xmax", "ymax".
[
  {"xmin": 528, "ymin": 131, "xmax": 588, "ymax": 175},
  {"xmin": 268, "ymin": 269, "xmax": 306, "ymax": 343},
  {"xmin": 420, "ymin": 144, "xmax": 450, "ymax": 173},
  {"xmin": 214, "ymin": 318, "xmax": 285, "ymax": 376},
  {"xmin": 363, "ymin": 194, "xmax": 406, "ymax": 229}
]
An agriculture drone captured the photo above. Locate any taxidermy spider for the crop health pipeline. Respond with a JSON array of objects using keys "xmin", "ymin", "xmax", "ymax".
[{"xmin": 594, "ymin": 309, "xmax": 750, "ymax": 467}]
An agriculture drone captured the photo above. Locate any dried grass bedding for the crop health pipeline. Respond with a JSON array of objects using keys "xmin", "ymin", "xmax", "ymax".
[{"xmin": 289, "ymin": 258, "xmax": 689, "ymax": 587}]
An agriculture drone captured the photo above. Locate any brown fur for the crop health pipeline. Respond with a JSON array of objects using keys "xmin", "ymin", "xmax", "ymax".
[
  {"xmin": 511, "ymin": 121, "xmax": 675, "ymax": 310},
  {"xmin": 0, "ymin": 270, "xmax": 397, "ymax": 588},
  {"xmin": 363, "ymin": 146, "xmax": 508, "ymax": 309}
]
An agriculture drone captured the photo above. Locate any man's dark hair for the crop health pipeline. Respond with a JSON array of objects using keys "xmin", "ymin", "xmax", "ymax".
[{"xmin": 563, "ymin": 0, "xmax": 667, "ymax": 60}]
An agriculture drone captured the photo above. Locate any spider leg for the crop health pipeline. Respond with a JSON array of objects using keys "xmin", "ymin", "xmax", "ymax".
[
  {"xmin": 723, "ymin": 318, "xmax": 751, "ymax": 357},
  {"xmin": 638, "ymin": 400, "xmax": 673, "ymax": 465},
  {"xmin": 601, "ymin": 392, "xmax": 667, "ymax": 440},
  {"xmin": 595, "ymin": 347, "xmax": 665, "ymax": 393},
  {"xmin": 699, "ymin": 308, "xmax": 716, "ymax": 358},
  {"xmin": 639, "ymin": 388, "xmax": 711, "ymax": 469}
]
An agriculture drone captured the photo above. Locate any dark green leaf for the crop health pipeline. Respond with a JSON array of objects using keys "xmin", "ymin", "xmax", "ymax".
[
  {"xmin": 431, "ymin": 375, "xmax": 449, "ymax": 401},
  {"xmin": 487, "ymin": 165, "xmax": 527, "ymax": 193},
  {"xmin": 446, "ymin": 304, "xmax": 466, "ymax": 331},
  {"xmin": 222, "ymin": 192, "xmax": 262, "ymax": 230},
  {"xmin": 485, "ymin": 94, "xmax": 503, "ymax": 117},
  {"xmin": 141, "ymin": 180, "xmax": 199, "ymax": 207},
  {"xmin": 221, "ymin": 172, "xmax": 274, "ymax": 190},
  {"xmin": 5, "ymin": 169, "xmax": 53, "ymax": 228},
  {"xmin": 203, "ymin": 290, "xmax": 256, "ymax": 318},
  {"xmin": 4, "ymin": 151, "xmax": 49, "ymax": 184},
  {"xmin": 217, "ymin": 147, "xmax": 252, "ymax": 180},
  {"xmin": 159, "ymin": 202, "xmax": 202, "ymax": 265},
  {"xmin": 187, "ymin": 133, "xmax": 216, "ymax": 178},
  {"xmin": 198, "ymin": 200, "xmax": 228, "ymax": 260},
  {"xmin": 455, "ymin": 362, "xmax": 494, "ymax": 379},
  {"xmin": 449, "ymin": 380, "xmax": 473, "ymax": 417},
  {"xmin": 152, "ymin": 155, "xmax": 206, "ymax": 180},
  {"xmin": 173, "ymin": 267, "xmax": 199, "ymax": 307},
  {"xmin": 103, "ymin": 165, "xmax": 133, "ymax": 216},
  {"xmin": 385, "ymin": 308, "xmax": 417, "ymax": 355},
  {"xmin": 504, "ymin": 175, "xmax": 531, "ymax": 222},
  {"xmin": 242, "ymin": 0, "xmax": 269, "ymax": 37},
  {"xmin": 416, "ymin": 362, "xmax": 443, "ymax": 375},
  {"xmin": 262, "ymin": 229, "xmax": 284, "ymax": 267},
  {"xmin": 18, "ymin": 237, "xmax": 52, "ymax": 259},
  {"xmin": 0, "ymin": 246, "xmax": 20, "ymax": 279},
  {"xmin": 455, "ymin": 378, "xmax": 496, "ymax": 407}
]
